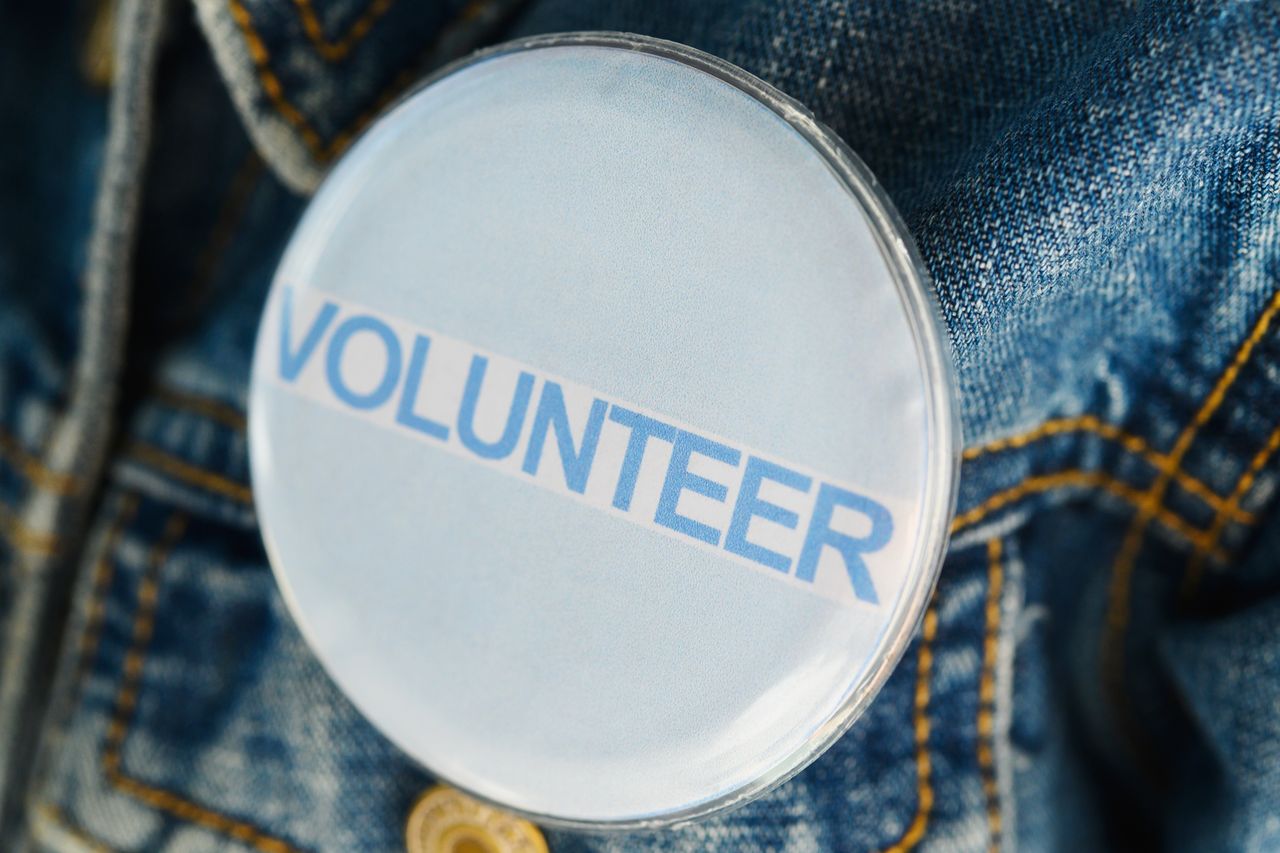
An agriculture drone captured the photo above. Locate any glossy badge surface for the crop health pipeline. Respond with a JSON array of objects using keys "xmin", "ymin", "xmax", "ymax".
[{"xmin": 249, "ymin": 33, "xmax": 959, "ymax": 829}]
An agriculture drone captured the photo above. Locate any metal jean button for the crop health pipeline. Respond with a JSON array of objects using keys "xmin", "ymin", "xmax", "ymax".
[{"xmin": 406, "ymin": 786, "xmax": 547, "ymax": 853}]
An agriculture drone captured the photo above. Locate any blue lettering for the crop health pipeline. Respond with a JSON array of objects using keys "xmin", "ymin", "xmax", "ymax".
[
  {"xmin": 654, "ymin": 431, "xmax": 742, "ymax": 545},
  {"xmin": 324, "ymin": 314, "xmax": 402, "ymax": 410},
  {"xmin": 608, "ymin": 406, "xmax": 677, "ymax": 511},
  {"xmin": 279, "ymin": 287, "xmax": 337, "ymax": 382},
  {"xmin": 796, "ymin": 484, "xmax": 892, "ymax": 604},
  {"xmin": 725, "ymin": 456, "xmax": 812, "ymax": 573},
  {"xmin": 395, "ymin": 334, "xmax": 450, "ymax": 441},
  {"xmin": 457, "ymin": 355, "xmax": 535, "ymax": 460},
  {"xmin": 521, "ymin": 382, "xmax": 607, "ymax": 494}
]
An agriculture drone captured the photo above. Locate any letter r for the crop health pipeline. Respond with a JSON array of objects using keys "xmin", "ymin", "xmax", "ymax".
[{"xmin": 795, "ymin": 484, "xmax": 892, "ymax": 604}]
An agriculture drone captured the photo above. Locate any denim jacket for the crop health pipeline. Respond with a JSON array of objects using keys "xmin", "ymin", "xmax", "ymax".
[{"xmin": 3, "ymin": 1, "xmax": 1279, "ymax": 851}]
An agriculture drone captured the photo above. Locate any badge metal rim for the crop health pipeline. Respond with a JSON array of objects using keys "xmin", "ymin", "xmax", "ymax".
[{"xmin": 249, "ymin": 30, "xmax": 962, "ymax": 832}]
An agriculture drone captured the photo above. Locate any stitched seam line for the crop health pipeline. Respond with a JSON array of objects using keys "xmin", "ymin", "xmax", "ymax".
[
  {"xmin": 228, "ymin": 0, "xmax": 492, "ymax": 164},
  {"xmin": 228, "ymin": 0, "xmax": 325, "ymax": 158},
  {"xmin": 291, "ymin": 0, "xmax": 396, "ymax": 61},
  {"xmin": 964, "ymin": 415, "xmax": 1249, "ymax": 523},
  {"xmin": 876, "ymin": 598, "xmax": 937, "ymax": 853},
  {"xmin": 312, "ymin": 0, "xmax": 496, "ymax": 162},
  {"xmin": 1102, "ymin": 288, "xmax": 1280, "ymax": 762},
  {"xmin": 153, "ymin": 387, "xmax": 247, "ymax": 431},
  {"xmin": 125, "ymin": 443, "xmax": 253, "ymax": 504},
  {"xmin": 74, "ymin": 493, "xmax": 141, "ymax": 689},
  {"xmin": 101, "ymin": 511, "xmax": 306, "ymax": 853},
  {"xmin": 0, "ymin": 497, "xmax": 60, "ymax": 556},
  {"xmin": 0, "ymin": 428, "xmax": 81, "ymax": 495},
  {"xmin": 978, "ymin": 539, "xmax": 1004, "ymax": 853},
  {"xmin": 949, "ymin": 470, "xmax": 1225, "ymax": 558},
  {"xmin": 1181, "ymin": 422, "xmax": 1280, "ymax": 599},
  {"xmin": 102, "ymin": 512, "xmax": 187, "ymax": 776},
  {"xmin": 32, "ymin": 494, "xmax": 139, "ymax": 851}
]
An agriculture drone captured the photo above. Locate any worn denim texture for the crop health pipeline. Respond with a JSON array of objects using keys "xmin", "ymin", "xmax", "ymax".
[{"xmin": 2, "ymin": 0, "xmax": 1279, "ymax": 850}]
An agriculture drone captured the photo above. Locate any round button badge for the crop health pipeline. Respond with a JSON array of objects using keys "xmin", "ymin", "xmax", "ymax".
[{"xmin": 250, "ymin": 33, "xmax": 959, "ymax": 828}]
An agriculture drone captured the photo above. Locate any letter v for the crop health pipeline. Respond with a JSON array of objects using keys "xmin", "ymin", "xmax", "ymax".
[{"xmin": 279, "ymin": 286, "xmax": 338, "ymax": 382}]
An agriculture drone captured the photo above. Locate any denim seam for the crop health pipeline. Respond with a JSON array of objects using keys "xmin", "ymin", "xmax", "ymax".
[
  {"xmin": 24, "ymin": 492, "xmax": 140, "ymax": 850},
  {"xmin": 32, "ymin": 507, "xmax": 301, "ymax": 853},
  {"xmin": 0, "ymin": 395, "xmax": 76, "ymax": 560},
  {"xmin": 153, "ymin": 387, "xmax": 248, "ymax": 431},
  {"xmin": 95, "ymin": 510, "xmax": 307, "ymax": 853},
  {"xmin": 0, "ymin": 430, "xmax": 81, "ymax": 496},
  {"xmin": 992, "ymin": 539, "xmax": 1023, "ymax": 853},
  {"xmin": 950, "ymin": 470, "xmax": 1224, "ymax": 558},
  {"xmin": 0, "ymin": 421, "xmax": 89, "ymax": 556},
  {"xmin": 71, "ymin": 494, "xmax": 140, "ymax": 695},
  {"xmin": 1102, "ymin": 287, "xmax": 1280, "ymax": 767},
  {"xmin": 227, "ymin": 0, "xmax": 324, "ymax": 158},
  {"xmin": 875, "ymin": 595, "xmax": 938, "ymax": 853},
  {"xmin": 291, "ymin": 0, "xmax": 397, "ymax": 62},
  {"xmin": 124, "ymin": 443, "xmax": 253, "ymax": 504},
  {"xmin": 226, "ymin": 0, "xmax": 495, "ymax": 165},
  {"xmin": 963, "ymin": 415, "xmax": 1252, "ymax": 524},
  {"xmin": 25, "ymin": 0, "xmax": 165, "ymax": 535},
  {"xmin": 977, "ymin": 539, "xmax": 1004, "ymax": 853},
  {"xmin": 1180, "ymin": 421, "xmax": 1280, "ymax": 601},
  {"xmin": 0, "ymin": 411, "xmax": 78, "ymax": 565},
  {"xmin": 0, "ymin": 500, "xmax": 60, "ymax": 557}
]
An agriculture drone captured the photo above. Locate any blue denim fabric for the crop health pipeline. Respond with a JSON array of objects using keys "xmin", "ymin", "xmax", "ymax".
[{"xmin": 3, "ymin": 0, "xmax": 1279, "ymax": 851}]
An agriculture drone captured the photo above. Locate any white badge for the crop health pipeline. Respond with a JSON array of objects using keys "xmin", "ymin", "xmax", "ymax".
[{"xmin": 249, "ymin": 33, "xmax": 959, "ymax": 828}]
